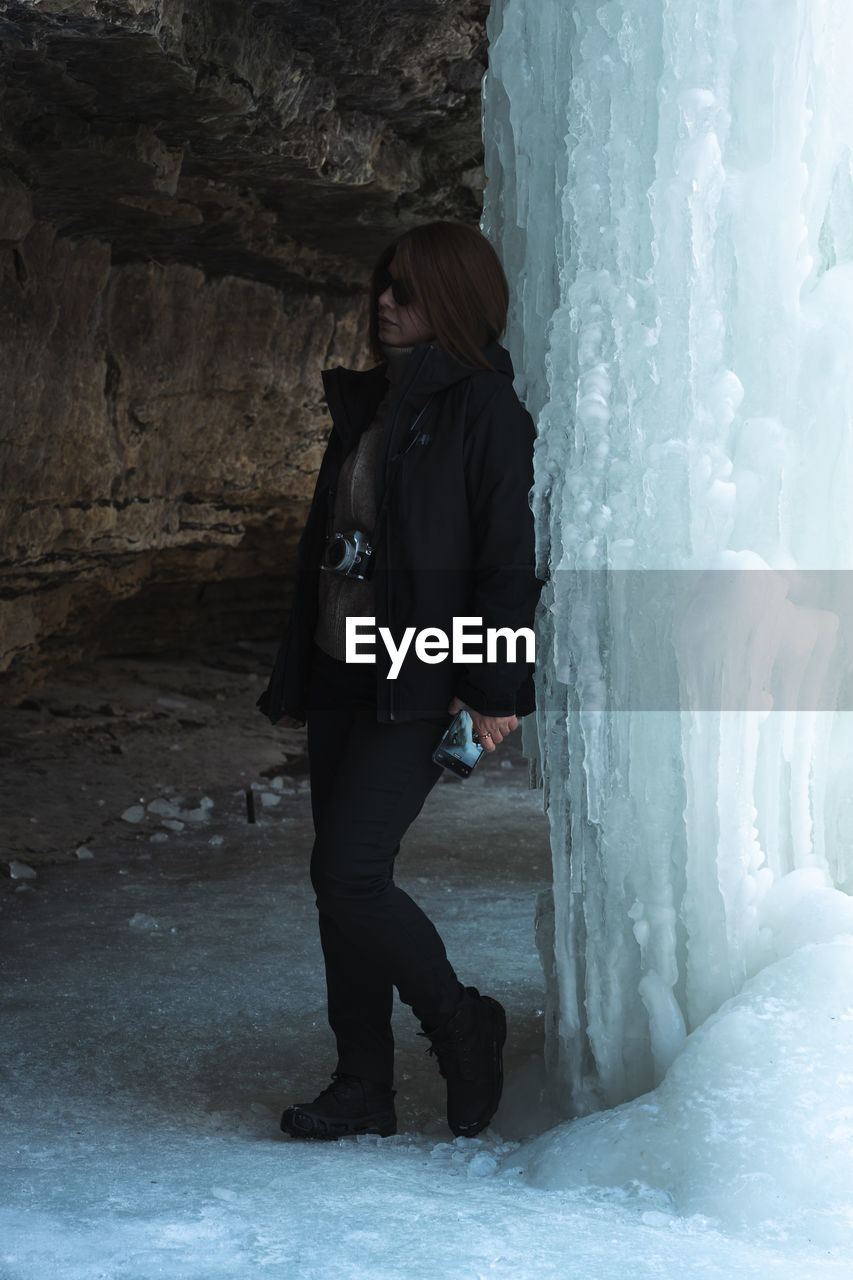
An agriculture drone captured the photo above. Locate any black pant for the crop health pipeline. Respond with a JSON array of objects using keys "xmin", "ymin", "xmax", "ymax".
[{"xmin": 307, "ymin": 647, "xmax": 462, "ymax": 1088}]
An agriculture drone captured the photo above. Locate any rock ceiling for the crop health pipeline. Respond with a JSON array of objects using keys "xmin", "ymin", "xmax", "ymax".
[{"xmin": 0, "ymin": 0, "xmax": 489, "ymax": 278}]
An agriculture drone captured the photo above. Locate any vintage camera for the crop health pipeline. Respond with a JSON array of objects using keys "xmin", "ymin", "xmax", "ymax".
[{"xmin": 322, "ymin": 529, "xmax": 375, "ymax": 580}]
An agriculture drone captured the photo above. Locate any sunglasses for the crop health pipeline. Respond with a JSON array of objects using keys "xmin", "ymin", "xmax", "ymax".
[{"xmin": 375, "ymin": 267, "xmax": 414, "ymax": 308}]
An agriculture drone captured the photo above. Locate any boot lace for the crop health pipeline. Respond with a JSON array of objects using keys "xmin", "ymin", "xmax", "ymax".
[{"xmin": 423, "ymin": 1030, "xmax": 477, "ymax": 1081}]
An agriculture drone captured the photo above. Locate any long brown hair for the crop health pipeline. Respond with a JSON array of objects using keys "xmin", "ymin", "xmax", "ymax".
[{"xmin": 369, "ymin": 221, "xmax": 509, "ymax": 369}]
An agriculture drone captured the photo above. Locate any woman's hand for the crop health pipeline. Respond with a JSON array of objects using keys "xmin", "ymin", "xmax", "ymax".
[{"xmin": 447, "ymin": 696, "xmax": 518, "ymax": 753}]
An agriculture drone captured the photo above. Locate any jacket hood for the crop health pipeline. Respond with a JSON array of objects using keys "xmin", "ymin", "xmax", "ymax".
[
  {"xmin": 321, "ymin": 341, "xmax": 516, "ymax": 447},
  {"xmin": 323, "ymin": 340, "xmax": 515, "ymax": 385}
]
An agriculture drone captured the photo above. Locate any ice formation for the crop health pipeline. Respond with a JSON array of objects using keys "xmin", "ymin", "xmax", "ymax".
[
  {"xmin": 483, "ymin": 0, "xmax": 853, "ymax": 1124},
  {"xmin": 506, "ymin": 935, "xmax": 853, "ymax": 1244}
]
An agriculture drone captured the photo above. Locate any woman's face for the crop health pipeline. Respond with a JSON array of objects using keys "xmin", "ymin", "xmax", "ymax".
[{"xmin": 376, "ymin": 254, "xmax": 434, "ymax": 348}]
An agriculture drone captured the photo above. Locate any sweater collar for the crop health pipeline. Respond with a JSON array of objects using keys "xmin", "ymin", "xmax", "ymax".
[{"xmin": 380, "ymin": 343, "xmax": 415, "ymax": 390}]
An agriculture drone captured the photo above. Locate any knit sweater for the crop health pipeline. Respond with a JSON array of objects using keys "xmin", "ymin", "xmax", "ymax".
[{"xmin": 314, "ymin": 346, "xmax": 413, "ymax": 659}]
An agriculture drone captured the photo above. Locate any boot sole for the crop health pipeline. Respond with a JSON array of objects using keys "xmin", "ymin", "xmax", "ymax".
[
  {"xmin": 281, "ymin": 1106, "xmax": 397, "ymax": 1140},
  {"xmin": 450, "ymin": 996, "xmax": 507, "ymax": 1138}
]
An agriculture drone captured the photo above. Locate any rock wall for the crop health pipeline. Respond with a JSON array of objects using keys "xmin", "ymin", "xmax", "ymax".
[
  {"xmin": 0, "ymin": 0, "xmax": 488, "ymax": 694},
  {"xmin": 0, "ymin": 226, "xmax": 368, "ymax": 684}
]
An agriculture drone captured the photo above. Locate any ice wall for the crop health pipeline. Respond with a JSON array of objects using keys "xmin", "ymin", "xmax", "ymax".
[{"xmin": 483, "ymin": 0, "xmax": 853, "ymax": 1112}]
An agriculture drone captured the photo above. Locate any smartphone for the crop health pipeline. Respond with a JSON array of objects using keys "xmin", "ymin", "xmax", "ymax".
[{"xmin": 432, "ymin": 709, "xmax": 485, "ymax": 778}]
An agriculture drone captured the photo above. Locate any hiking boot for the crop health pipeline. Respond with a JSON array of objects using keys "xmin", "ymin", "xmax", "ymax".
[
  {"xmin": 281, "ymin": 1073, "xmax": 397, "ymax": 1140},
  {"xmin": 424, "ymin": 987, "xmax": 506, "ymax": 1137}
]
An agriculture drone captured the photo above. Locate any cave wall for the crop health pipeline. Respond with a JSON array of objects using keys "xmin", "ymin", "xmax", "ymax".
[
  {"xmin": 0, "ymin": 224, "xmax": 368, "ymax": 683},
  {"xmin": 0, "ymin": 0, "xmax": 489, "ymax": 695}
]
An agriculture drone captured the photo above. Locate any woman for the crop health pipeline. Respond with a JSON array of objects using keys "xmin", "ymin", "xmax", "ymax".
[{"xmin": 259, "ymin": 220, "xmax": 540, "ymax": 1141}]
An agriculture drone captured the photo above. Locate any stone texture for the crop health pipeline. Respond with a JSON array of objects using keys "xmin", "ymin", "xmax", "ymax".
[
  {"xmin": 0, "ymin": 0, "xmax": 489, "ymax": 272},
  {"xmin": 0, "ymin": 223, "xmax": 369, "ymax": 684},
  {"xmin": 0, "ymin": 0, "xmax": 489, "ymax": 694}
]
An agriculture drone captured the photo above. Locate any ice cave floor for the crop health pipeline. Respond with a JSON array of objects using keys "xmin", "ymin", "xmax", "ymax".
[{"xmin": 0, "ymin": 648, "xmax": 848, "ymax": 1279}]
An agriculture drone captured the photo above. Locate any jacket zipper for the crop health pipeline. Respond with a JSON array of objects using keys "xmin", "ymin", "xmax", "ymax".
[{"xmin": 382, "ymin": 346, "xmax": 433, "ymax": 721}]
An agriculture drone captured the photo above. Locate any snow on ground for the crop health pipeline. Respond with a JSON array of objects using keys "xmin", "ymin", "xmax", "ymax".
[{"xmin": 1, "ymin": 652, "xmax": 850, "ymax": 1278}]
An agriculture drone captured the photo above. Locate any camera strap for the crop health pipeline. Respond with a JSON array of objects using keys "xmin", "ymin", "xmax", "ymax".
[
  {"xmin": 326, "ymin": 394, "xmax": 436, "ymax": 552},
  {"xmin": 370, "ymin": 394, "xmax": 436, "ymax": 549},
  {"xmin": 324, "ymin": 484, "xmax": 383, "ymax": 555}
]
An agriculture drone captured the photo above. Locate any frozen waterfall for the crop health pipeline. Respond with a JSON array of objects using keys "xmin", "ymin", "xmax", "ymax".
[{"xmin": 483, "ymin": 0, "xmax": 853, "ymax": 1155}]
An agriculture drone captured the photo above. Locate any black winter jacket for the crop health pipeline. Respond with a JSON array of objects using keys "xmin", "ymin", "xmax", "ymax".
[{"xmin": 258, "ymin": 339, "xmax": 541, "ymax": 724}]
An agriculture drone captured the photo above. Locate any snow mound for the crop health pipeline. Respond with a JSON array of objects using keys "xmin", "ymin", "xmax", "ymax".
[{"xmin": 504, "ymin": 938, "xmax": 853, "ymax": 1244}]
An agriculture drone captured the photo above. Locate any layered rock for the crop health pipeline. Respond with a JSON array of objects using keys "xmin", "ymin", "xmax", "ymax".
[
  {"xmin": 1, "ymin": 228, "xmax": 368, "ymax": 680},
  {"xmin": 0, "ymin": 0, "xmax": 488, "ymax": 693}
]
